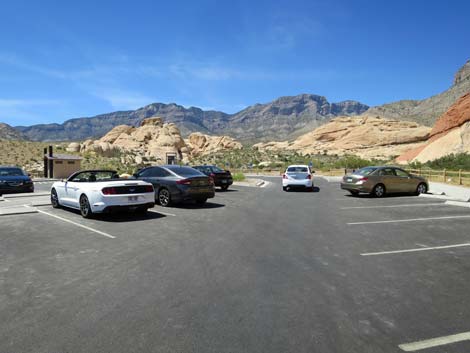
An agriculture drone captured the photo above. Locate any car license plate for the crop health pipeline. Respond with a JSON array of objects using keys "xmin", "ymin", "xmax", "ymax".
[
  {"xmin": 221, "ymin": 180, "xmax": 227, "ymax": 183},
  {"xmin": 347, "ymin": 178, "xmax": 352, "ymax": 182},
  {"xmin": 128, "ymin": 196, "xmax": 138, "ymax": 202}
]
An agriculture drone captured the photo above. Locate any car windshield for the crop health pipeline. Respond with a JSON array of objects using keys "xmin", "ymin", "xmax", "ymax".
[
  {"xmin": 70, "ymin": 171, "xmax": 119, "ymax": 182},
  {"xmin": 287, "ymin": 166, "xmax": 308, "ymax": 173},
  {"xmin": 0, "ymin": 168, "xmax": 25, "ymax": 176},
  {"xmin": 355, "ymin": 167, "xmax": 377, "ymax": 176},
  {"xmin": 167, "ymin": 166, "xmax": 203, "ymax": 176}
]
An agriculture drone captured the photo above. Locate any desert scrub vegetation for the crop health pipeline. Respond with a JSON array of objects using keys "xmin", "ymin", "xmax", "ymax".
[
  {"xmin": 231, "ymin": 172, "xmax": 246, "ymax": 182},
  {"xmin": 408, "ymin": 153, "xmax": 470, "ymax": 171}
]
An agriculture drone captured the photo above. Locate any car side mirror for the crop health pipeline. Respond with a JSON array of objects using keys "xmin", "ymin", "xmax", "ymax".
[
  {"xmin": 133, "ymin": 173, "xmax": 138, "ymax": 178},
  {"xmin": 27, "ymin": 173, "xmax": 32, "ymax": 177}
]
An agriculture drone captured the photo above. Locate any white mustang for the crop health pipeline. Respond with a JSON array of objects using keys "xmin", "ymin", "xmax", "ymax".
[{"xmin": 50, "ymin": 170, "xmax": 155, "ymax": 218}]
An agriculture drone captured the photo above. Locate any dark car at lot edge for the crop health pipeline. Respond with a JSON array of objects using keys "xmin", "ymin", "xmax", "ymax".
[
  {"xmin": 133, "ymin": 165, "xmax": 215, "ymax": 207},
  {"xmin": 0, "ymin": 166, "xmax": 34, "ymax": 195},
  {"xmin": 193, "ymin": 165, "xmax": 233, "ymax": 191},
  {"xmin": 341, "ymin": 166, "xmax": 428, "ymax": 197}
]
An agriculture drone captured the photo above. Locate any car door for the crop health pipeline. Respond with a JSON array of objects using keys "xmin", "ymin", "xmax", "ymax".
[
  {"xmin": 377, "ymin": 168, "xmax": 397, "ymax": 193},
  {"xmin": 394, "ymin": 168, "xmax": 416, "ymax": 193},
  {"xmin": 138, "ymin": 167, "xmax": 165, "ymax": 194},
  {"xmin": 63, "ymin": 180, "xmax": 80, "ymax": 207}
]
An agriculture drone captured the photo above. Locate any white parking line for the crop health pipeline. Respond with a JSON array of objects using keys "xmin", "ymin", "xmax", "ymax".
[
  {"xmin": 361, "ymin": 243, "xmax": 470, "ymax": 256},
  {"xmin": 341, "ymin": 202, "xmax": 445, "ymax": 209},
  {"xmin": 148, "ymin": 209, "xmax": 176, "ymax": 217},
  {"xmin": 398, "ymin": 331, "xmax": 470, "ymax": 351},
  {"xmin": 35, "ymin": 208, "xmax": 115, "ymax": 239},
  {"xmin": 348, "ymin": 215, "xmax": 470, "ymax": 225}
]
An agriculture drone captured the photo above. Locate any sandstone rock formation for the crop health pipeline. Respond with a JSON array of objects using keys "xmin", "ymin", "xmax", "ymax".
[
  {"xmin": 66, "ymin": 142, "xmax": 81, "ymax": 152},
  {"xmin": 80, "ymin": 117, "xmax": 190, "ymax": 164},
  {"xmin": 186, "ymin": 132, "xmax": 242, "ymax": 157},
  {"xmin": 254, "ymin": 116, "xmax": 431, "ymax": 160},
  {"xmin": 397, "ymin": 93, "xmax": 470, "ymax": 163},
  {"xmin": 78, "ymin": 117, "xmax": 243, "ymax": 164}
]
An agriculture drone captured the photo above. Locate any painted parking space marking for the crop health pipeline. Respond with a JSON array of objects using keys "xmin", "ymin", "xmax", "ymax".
[
  {"xmin": 148, "ymin": 209, "xmax": 176, "ymax": 217},
  {"xmin": 35, "ymin": 208, "xmax": 115, "ymax": 239},
  {"xmin": 398, "ymin": 331, "xmax": 470, "ymax": 351},
  {"xmin": 361, "ymin": 242, "xmax": 470, "ymax": 256},
  {"xmin": 348, "ymin": 215, "xmax": 470, "ymax": 225},
  {"xmin": 341, "ymin": 202, "xmax": 446, "ymax": 209}
]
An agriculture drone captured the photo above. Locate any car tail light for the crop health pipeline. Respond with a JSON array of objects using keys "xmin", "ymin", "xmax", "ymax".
[
  {"xmin": 306, "ymin": 174, "xmax": 312, "ymax": 180},
  {"xmin": 282, "ymin": 174, "xmax": 288, "ymax": 179},
  {"xmin": 144, "ymin": 185, "xmax": 154, "ymax": 192},
  {"xmin": 102, "ymin": 187, "xmax": 117, "ymax": 195},
  {"xmin": 176, "ymin": 178, "xmax": 191, "ymax": 185},
  {"xmin": 358, "ymin": 177, "xmax": 368, "ymax": 182},
  {"xmin": 209, "ymin": 177, "xmax": 215, "ymax": 185}
]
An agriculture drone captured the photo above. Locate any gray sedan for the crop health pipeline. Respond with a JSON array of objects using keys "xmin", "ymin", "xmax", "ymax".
[{"xmin": 134, "ymin": 165, "xmax": 215, "ymax": 207}]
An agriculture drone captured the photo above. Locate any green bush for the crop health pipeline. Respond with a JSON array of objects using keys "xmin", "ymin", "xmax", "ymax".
[{"xmin": 232, "ymin": 172, "xmax": 246, "ymax": 182}]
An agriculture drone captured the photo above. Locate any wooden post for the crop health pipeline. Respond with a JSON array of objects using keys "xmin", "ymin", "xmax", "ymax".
[
  {"xmin": 419, "ymin": 168, "xmax": 422, "ymax": 176},
  {"xmin": 459, "ymin": 169, "xmax": 462, "ymax": 185},
  {"xmin": 443, "ymin": 169, "xmax": 446, "ymax": 182}
]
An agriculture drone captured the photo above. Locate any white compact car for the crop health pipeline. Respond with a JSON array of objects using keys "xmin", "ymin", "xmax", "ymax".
[
  {"xmin": 282, "ymin": 165, "xmax": 314, "ymax": 191},
  {"xmin": 50, "ymin": 170, "xmax": 155, "ymax": 218}
]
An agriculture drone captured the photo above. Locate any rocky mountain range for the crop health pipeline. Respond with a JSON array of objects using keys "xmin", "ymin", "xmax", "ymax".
[
  {"xmin": 0, "ymin": 122, "xmax": 26, "ymax": 140},
  {"xmin": 5, "ymin": 59, "xmax": 470, "ymax": 144},
  {"xmin": 14, "ymin": 95, "xmax": 368, "ymax": 143},
  {"xmin": 364, "ymin": 60, "xmax": 470, "ymax": 126}
]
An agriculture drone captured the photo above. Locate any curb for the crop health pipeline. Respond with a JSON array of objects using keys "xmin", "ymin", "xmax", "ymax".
[
  {"xmin": 420, "ymin": 193, "xmax": 470, "ymax": 202},
  {"xmin": 0, "ymin": 207, "xmax": 38, "ymax": 216},
  {"xmin": 445, "ymin": 200, "xmax": 470, "ymax": 208},
  {"xmin": 2, "ymin": 192, "xmax": 50, "ymax": 199}
]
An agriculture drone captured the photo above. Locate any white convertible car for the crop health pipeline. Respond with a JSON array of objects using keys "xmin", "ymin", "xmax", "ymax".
[{"xmin": 50, "ymin": 170, "xmax": 155, "ymax": 218}]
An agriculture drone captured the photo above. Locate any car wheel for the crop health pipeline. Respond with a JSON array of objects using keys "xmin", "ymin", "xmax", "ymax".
[
  {"xmin": 371, "ymin": 184, "xmax": 386, "ymax": 198},
  {"xmin": 221, "ymin": 185, "xmax": 229, "ymax": 191},
  {"xmin": 158, "ymin": 188, "xmax": 171, "ymax": 207},
  {"xmin": 51, "ymin": 188, "xmax": 60, "ymax": 208},
  {"xmin": 416, "ymin": 183, "xmax": 427, "ymax": 195},
  {"xmin": 196, "ymin": 198, "xmax": 207, "ymax": 205},
  {"xmin": 349, "ymin": 190, "xmax": 359, "ymax": 196},
  {"xmin": 79, "ymin": 195, "xmax": 93, "ymax": 218}
]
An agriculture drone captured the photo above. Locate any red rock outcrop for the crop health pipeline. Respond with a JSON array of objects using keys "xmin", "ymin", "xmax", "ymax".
[{"xmin": 397, "ymin": 93, "xmax": 470, "ymax": 163}]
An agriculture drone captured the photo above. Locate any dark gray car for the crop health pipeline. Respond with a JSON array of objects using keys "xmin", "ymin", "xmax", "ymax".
[{"xmin": 134, "ymin": 165, "xmax": 215, "ymax": 207}]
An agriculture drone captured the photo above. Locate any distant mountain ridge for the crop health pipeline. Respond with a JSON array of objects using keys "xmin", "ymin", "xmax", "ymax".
[
  {"xmin": 0, "ymin": 122, "xmax": 26, "ymax": 140},
  {"xmin": 14, "ymin": 94, "xmax": 368, "ymax": 142},
  {"xmin": 364, "ymin": 60, "xmax": 470, "ymax": 126}
]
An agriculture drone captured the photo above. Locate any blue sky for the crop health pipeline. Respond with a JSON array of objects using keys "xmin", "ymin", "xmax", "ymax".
[{"xmin": 0, "ymin": 0, "xmax": 469, "ymax": 126}]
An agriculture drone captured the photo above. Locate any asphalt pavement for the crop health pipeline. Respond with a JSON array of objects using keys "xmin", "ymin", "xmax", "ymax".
[{"xmin": 1, "ymin": 177, "xmax": 470, "ymax": 352}]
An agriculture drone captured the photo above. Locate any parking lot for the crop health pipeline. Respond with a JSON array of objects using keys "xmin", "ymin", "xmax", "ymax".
[{"xmin": 1, "ymin": 176, "xmax": 470, "ymax": 352}]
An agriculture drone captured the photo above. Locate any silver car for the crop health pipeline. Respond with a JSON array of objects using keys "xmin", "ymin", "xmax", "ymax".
[{"xmin": 340, "ymin": 166, "xmax": 428, "ymax": 197}]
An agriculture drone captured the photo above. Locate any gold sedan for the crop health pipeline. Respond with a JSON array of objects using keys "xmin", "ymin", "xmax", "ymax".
[{"xmin": 340, "ymin": 166, "xmax": 428, "ymax": 197}]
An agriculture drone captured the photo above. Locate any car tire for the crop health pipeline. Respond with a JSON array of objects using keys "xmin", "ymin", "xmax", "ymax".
[
  {"xmin": 221, "ymin": 185, "xmax": 229, "ymax": 191},
  {"xmin": 79, "ymin": 194, "xmax": 93, "ymax": 218},
  {"xmin": 349, "ymin": 190, "xmax": 359, "ymax": 196},
  {"xmin": 371, "ymin": 184, "xmax": 386, "ymax": 198},
  {"xmin": 158, "ymin": 188, "xmax": 171, "ymax": 207},
  {"xmin": 196, "ymin": 198, "xmax": 207, "ymax": 205},
  {"xmin": 416, "ymin": 183, "xmax": 427, "ymax": 195},
  {"xmin": 283, "ymin": 186, "xmax": 288, "ymax": 191},
  {"xmin": 51, "ymin": 188, "xmax": 61, "ymax": 208}
]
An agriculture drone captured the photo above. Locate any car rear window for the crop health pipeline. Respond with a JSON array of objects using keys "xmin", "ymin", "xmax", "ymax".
[
  {"xmin": 355, "ymin": 167, "xmax": 377, "ymax": 176},
  {"xmin": 287, "ymin": 167, "xmax": 308, "ymax": 173},
  {"xmin": 167, "ymin": 166, "xmax": 204, "ymax": 176},
  {"xmin": 0, "ymin": 168, "xmax": 25, "ymax": 176}
]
